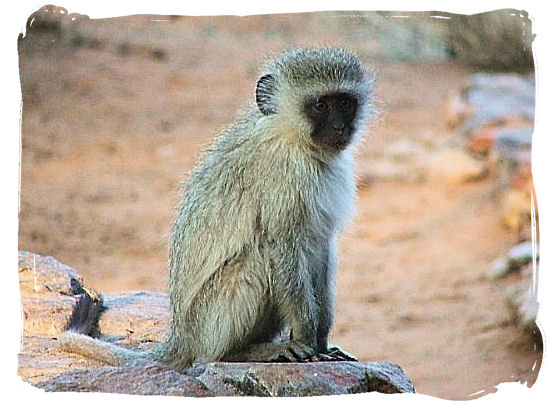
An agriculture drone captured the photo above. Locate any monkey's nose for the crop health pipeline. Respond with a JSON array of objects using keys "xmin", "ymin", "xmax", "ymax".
[{"xmin": 331, "ymin": 122, "xmax": 345, "ymax": 132}]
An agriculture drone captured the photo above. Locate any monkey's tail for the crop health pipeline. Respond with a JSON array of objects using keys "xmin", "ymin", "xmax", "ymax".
[
  {"xmin": 59, "ymin": 331, "xmax": 156, "ymax": 366},
  {"xmin": 58, "ymin": 280, "xmax": 158, "ymax": 366}
]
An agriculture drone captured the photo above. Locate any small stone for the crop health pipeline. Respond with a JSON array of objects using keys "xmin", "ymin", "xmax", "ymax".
[
  {"xmin": 357, "ymin": 160, "xmax": 424, "ymax": 184},
  {"xmin": 386, "ymin": 139, "xmax": 426, "ymax": 162},
  {"xmin": 518, "ymin": 293, "xmax": 539, "ymax": 329},
  {"xmin": 510, "ymin": 160, "xmax": 533, "ymax": 194},
  {"xmin": 488, "ymin": 257, "xmax": 511, "ymax": 280},
  {"xmin": 494, "ymin": 128, "xmax": 533, "ymax": 161},
  {"xmin": 422, "ymin": 148, "xmax": 487, "ymax": 184},
  {"xmin": 508, "ymin": 241, "xmax": 536, "ymax": 266},
  {"xmin": 501, "ymin": 190, "xmax": 532, "ymax": 232},
  {"xmin": 468, "ymin": 127, "xmax": 498, "ymax": 155},
  {"xmin": 445, "ymin": 89, "xmax": 472, "ymax": 129},
  {"xmin": 506, "ymin": 281, "xmax": 538, "ymax": 332},
  {"xmin": 488, "ymin": 241, "xmax": 536, "ymax": 280}
]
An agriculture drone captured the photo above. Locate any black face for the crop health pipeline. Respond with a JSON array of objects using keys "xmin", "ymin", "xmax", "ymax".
[{"xmin": 304, "ymin": 92, "xmax": 358, "ymax": 150}]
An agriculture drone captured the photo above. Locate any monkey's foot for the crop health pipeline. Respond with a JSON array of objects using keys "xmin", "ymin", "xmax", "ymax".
[
  {"xmin": 299, "ymin": 345, "xmax": 358, "ymax": 362},
  {"xmin": 274, "ymin": 344, "xmax": 357, "ymax": 363},
  {"xmin": 225, "ymin": 341, "xmax": 317, "ymax": 363},
  {"xmin": 325, "ymin": 345, "xmax": 357, "ymax": 361},
  {"xmin": 270, "ymin": 341, "xmax": 317, "ymax": 362}
]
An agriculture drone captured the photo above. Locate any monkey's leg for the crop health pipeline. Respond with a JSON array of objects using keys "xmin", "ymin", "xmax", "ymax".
[
  {"xmin": 188, "ymin": 259, "xmax": 310, "ymax": 365},
  {"xmin": 220, "ymin": 257, "xmax": 321, "ymax": 363}
]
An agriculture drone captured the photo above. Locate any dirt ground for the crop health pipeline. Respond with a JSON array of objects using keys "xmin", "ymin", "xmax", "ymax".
[{"xmin": 17, "ymin": 11, "xmax": 541, "ymax": 400}]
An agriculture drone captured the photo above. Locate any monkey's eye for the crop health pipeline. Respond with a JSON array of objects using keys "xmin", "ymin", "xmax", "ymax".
[
  {"xmin": 312, "ymin": 100, "xmax": 328, "ymax": 113},
  {"xmin": 340, "ymin": 99, "xmax": 352, "ymax": 109}
]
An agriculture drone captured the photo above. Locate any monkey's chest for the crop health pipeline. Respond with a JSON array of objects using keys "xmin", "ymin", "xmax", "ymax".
[{"xmin": 308, "ymin": 174, "xmax": 355, "ymax": 234}]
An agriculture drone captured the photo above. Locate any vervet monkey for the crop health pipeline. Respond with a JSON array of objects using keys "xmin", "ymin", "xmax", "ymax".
[{"xmin": 60, "ymin": 47, "xmax": 376, "ymax": 372}]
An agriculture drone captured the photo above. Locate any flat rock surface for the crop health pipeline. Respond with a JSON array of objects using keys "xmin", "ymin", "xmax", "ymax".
[
  {"xmin": 100, "ymin": 291, "xmax": 169, "ymax": 343},
  {"xmin": 36, "ymin": 363, "xmax": 214, "ymax": 396},
  {"xmin": 36, "ymin": 360, "xmax": 414, "ymax": 396}
]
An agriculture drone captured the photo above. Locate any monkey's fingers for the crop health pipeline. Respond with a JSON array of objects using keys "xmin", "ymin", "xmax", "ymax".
[
  {"xmin": 288, "ymin": 342, "xmax": 316, "ymax": 361},
  {"xmin": 266, "ymin": 342, "xmax": 316, "ymax": 363},
  {"xmin": 308, "ymin": 353, "xmax": 339, "ymax": 362},
  {"xmin": 327, "ymin": 346, "xmax": 358, "ymax": 361},
  {"xmin": 277, "ymin": 351, "xmax": 297, "ymax": 363}
]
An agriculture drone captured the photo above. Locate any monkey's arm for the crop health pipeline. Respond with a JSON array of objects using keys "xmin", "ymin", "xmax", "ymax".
[
  {"xmin": 313, "ymin": 238, "xmax": 358, "ymax": 361},
  {"xmin": 269, "ymin": 246, "xmax": 323, "ymax": 358},
  {"xmin": 313, "ymin": 241, "xmax": 336, "ymax": 353}
]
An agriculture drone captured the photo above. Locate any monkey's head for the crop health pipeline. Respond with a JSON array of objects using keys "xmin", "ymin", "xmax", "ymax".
[{"xmin": 256, "ymin": 48, "xmax": 375, "ymax": 152}]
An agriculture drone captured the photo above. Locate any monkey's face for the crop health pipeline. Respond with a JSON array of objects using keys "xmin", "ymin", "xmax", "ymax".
[{"xmin": 303, "ymin": 92, "xmax": 358, "ymax": 150}]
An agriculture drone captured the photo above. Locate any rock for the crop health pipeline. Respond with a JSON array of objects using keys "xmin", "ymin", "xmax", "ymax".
[
  {"xmin": 508, "ymin": 241, "xmax": 536, "ymax": 265},
  {"xmin": 500, "ymin": 190, "xmax": 532, "ymax": 233},
  {"xmin": 25, "ymin": 5, "xmax": 69, "ymax": 35},
  {"xmin": 450, "ymin": 73, "xmax": 535, "ymax": 199},
  {"xmin": 36, "ymin": 360, "xmax": 414, "ymax": 396},
  {"xmin": 421, "ymin": 148, "xmax": 487, "ymax": 184},
  {"xmin": 488, "ymin": 245, "xmax": 539, "ymax": 335},
  {"xmin": 18, "ymin": 336, "xmax": 107, "ymax": 385},
  {"xmin": 460, "ymin": 74, "xmax": 535, "ymax": 134},
  {"xmin": 510, "ymin": 160, "xmax": 533, "ymax": 194},
  {"xmin": 492, "ymin": 128, "xmax": 533, "ymax": 189},
  {"xmin": 517, "ymin": 291, "xmax": 539, "ymax": 331},
  {"xmin": 358, "ymin": 160, "xmax": 424, "ymax": 184},
  {"xmin": 193, "ymin": 361, "xmax": 414, "ymax": 396},
  {"xmin": 36, "ymin": 363, "xmax": 214, "ymax": 396},
  {"xmin": 468, "ymin": 127, "xmax": 498, "ymax": 156},
  {"xmin": 488, "ymin": 257, "xmax": 511, "ymax": 280},
  {"xmin": 487, "ymin": 241, "xmax": 537, "ymax": 280},
  {"xmin": 18, "ymin": 251, "xmax": 102, "ymax": 338},
  {"xmin": 361, "ymin": 143, "xmax": 489, "ymax": 186},
  {"xmin": 365, "ymin": 362, "xmax": 415, "ymax": 393},
  {"xmin": 386, "ymin": 139, "xmax": 426, "ymax": 163},
  {"xmin": 194, "ymin": 361, "xmax": 369, "ymax": 396},
  {"xmin": 24, "ymin": 5, "xmax": 89, "ymax": 35},
  {"xmin": 494, "ymin": 128, "xmax": 533, "ymax": 159},
  {"xmin": 100, "ymin": 291, "xmax": 169, "ymax": 344},
  {"xmin": 445, "ymin": 89, "xmax": 472, "ymax": 129},
  {"xmin": 19, "ymin": 250, "xmax": 81, "ymax": 296},
  {"xmin": 506, "ymin": 263, "xmax": 539, "ymax": 332},
  {"xmin": 18, "ymin": 251, "xmax": 415, "ymax": 396}
]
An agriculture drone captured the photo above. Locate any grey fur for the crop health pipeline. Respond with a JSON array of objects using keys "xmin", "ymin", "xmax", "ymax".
[{"xmin": 59, "ymin": 47, "xmax": 375, "ymax": 372}]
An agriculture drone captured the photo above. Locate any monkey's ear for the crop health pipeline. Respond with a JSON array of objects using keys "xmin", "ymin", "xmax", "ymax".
[{"xmin": 256, "ymin": 74, "xmax": 277, "ymax": 115}]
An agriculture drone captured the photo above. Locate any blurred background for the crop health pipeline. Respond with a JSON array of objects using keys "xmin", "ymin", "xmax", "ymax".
[{"xmin": 18, "ymin": 6, "xmax": 540, "ymax": 399}]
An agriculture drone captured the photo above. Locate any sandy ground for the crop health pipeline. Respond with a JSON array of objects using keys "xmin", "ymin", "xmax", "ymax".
[{"xmin": 18, "ymin": 12, "xmax": 541, "ymax": 399}]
